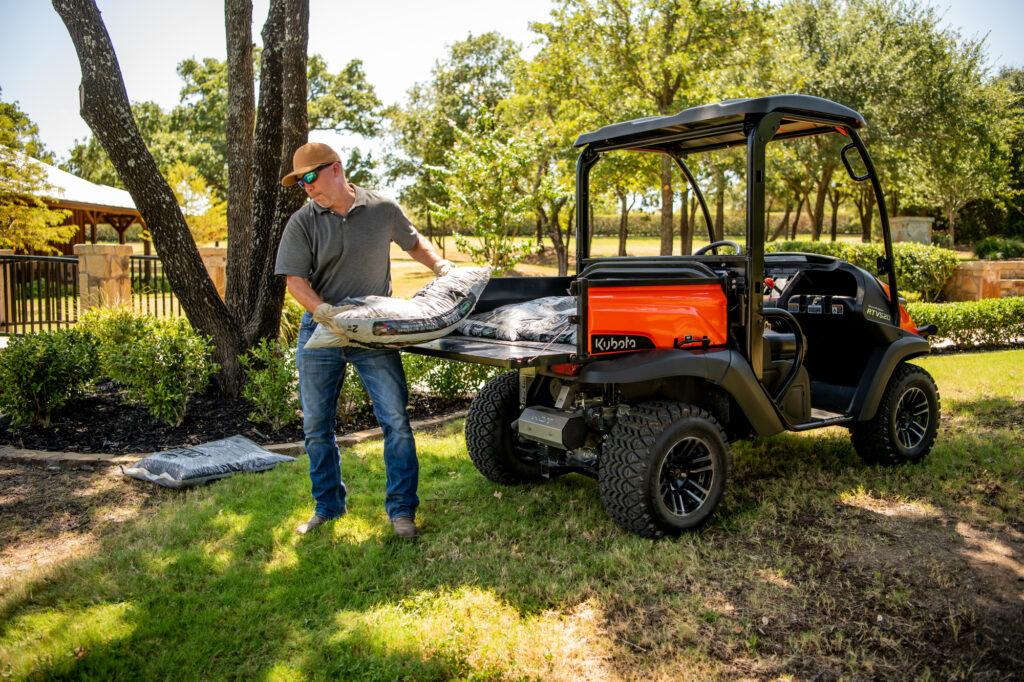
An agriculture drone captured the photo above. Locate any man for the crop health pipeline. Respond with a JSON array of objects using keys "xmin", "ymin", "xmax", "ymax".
[{"xmin": 274, "ymin": 142, "xmax": 452, "ymax": 538}]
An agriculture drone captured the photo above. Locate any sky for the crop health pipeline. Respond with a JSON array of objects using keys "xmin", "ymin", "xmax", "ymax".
[{"xmin": 1, "ymin": 0, "xmax": 1022, "ymax": 164}]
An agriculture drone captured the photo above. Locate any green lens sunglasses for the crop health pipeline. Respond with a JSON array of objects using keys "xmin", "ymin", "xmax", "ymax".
[{"xmin": 297, "ymin": 162, "xmax": 333, "ymax": 187}]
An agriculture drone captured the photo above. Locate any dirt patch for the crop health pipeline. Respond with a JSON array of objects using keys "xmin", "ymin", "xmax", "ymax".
[{"xmin": 0, "ymin": 464, "xmax": 165, "ymax": 585}]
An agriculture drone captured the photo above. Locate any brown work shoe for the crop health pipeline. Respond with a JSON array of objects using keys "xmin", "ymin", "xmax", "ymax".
[
  {"xmin": 392, "ymin": 516, "xmax": 420, "ymax": 539},
  {"xmin": 296, "ymin": 515, "xmax": 330, "ymax": 535}
]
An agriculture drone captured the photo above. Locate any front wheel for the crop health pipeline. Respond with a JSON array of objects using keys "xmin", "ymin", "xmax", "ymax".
[
  {"xmin": 600, "ymin": 402, "xmax": 731, "ymax": 538},
  {"xmin": 851, "ymin": 363, "xmax": 940, "ymax": 465}
]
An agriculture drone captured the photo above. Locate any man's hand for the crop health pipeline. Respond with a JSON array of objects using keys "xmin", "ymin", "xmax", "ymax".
[
  {"xmin": 313, "ymin": 303, "xmax": 353, "ymax": 338},
  {"xmin": 432, "ymin": 259, "xmax": 455, "ymax": 277}
]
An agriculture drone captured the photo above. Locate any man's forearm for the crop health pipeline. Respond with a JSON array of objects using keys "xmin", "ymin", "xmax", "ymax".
[
  {"xmin": 406, "ymin": 235, "xmax": 447, "ymax": 273},
  {"xmin": 286, "ymin": 276, "xmax": 324, "ymax": 313}
]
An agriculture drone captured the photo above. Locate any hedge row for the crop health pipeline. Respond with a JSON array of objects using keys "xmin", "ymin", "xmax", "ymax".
[
  {"xmin": 974, "ymin": 236, "xmax": 1024, "ymax": 261},
  {"xmin": 907, "ymin": 297, "xmax": 1024, "ymax": 349},
  {"xmin": 766, "ymin": 240, "xmax": 960, "ymax": 301}
]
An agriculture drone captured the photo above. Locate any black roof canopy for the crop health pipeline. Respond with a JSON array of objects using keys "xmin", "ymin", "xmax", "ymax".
[{"xmin": 573, "ymin": 94, "xmax": 865, "ymax": 155}]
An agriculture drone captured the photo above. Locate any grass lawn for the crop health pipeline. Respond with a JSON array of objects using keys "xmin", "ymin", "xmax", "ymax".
[{"xmin": 1, "ymin": 349, "xmax": 1021, "ymax": 680}]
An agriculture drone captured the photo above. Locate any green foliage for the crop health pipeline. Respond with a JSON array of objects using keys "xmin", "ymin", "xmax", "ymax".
[
  {"xmin": 338, "ymin": 367, "xmax": 371, "ymax": 419},
  {"xmin": 240, "ymin": 338, "xmax": 300, "ymax": 430},
  {"xmin": 0, "ymin": 94, "xmax": 76, "ymax": 253},
  {"xmin": 403, "ymin": 354, "xmax": 500, "ymax": 399},
  {"xmin": 0, "ymin": 329, "xmax": 99, "ymax": 427},
  {"xmin": 432, "ymin": 112, "xmax": 540, "ymax": 272},
  {"xmin": 973, "ymin": 236, "xmax": 1024, "ymax": 260},
  {"xmin": 78, "ymin": 307, "xmax": 157, "ymax": 384},
  {"xmin": 908, "ymin": 297, "xmax": 1024, "ymax": 349},
  {"xmin": 279, "ymin": 296, "xmax": 305, "ymax": 347},
  {"xmin": 766, "ymin": 240, "xmax": 959, "ymax": 300},
  {"xmin": 83, "ymin": 313, "xmax": 219, "ymax": 426}
]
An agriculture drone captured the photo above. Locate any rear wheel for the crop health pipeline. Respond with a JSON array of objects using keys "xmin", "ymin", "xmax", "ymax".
[
  {"xmin": 600, "ymin": 401, "xmax": 731, "ymax": 538},
  {"xmin": 851, "ymin": 363, "xmax": 940, "ymax": 465},
  {"xmin": 465, "ymin": 372, "xmax": 544, "ymax": 484}
]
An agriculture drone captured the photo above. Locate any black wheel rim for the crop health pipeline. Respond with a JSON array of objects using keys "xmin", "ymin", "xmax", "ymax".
[
  {"xmin": 894, "ymin": 386, "xmax": 930, "ymax": 451},
  {"xmin": 658, "ymin": 436, "xmax": 716, "ymax": 517}
]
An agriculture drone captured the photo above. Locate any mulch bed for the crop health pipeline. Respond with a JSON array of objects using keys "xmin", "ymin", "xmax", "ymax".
[{"xmin": 0, "ymin": 380, "xmax": 469, "ymax": 455}]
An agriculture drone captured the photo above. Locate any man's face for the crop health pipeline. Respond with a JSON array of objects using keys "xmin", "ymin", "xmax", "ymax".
[{"xmin": 301, "ymin": 162, "xmax": 341, "ymax": 208}]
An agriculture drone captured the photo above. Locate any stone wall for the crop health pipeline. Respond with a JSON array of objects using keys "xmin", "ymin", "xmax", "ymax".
[{"xmin": 941, "ymin": 260, "xmax": 1024, "ymax": 301}]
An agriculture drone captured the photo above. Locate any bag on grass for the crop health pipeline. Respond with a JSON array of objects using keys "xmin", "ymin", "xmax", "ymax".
[
  {"xmin": 121, "ymin": 435, "xmax": 295, "ymax": 488},
  {"xmin": 458, "ymin": 296, "xmax": 578, "ymax": 346},
  {"xmin": 305, "ymin": 266, "xmax": 492, "ymax": 349}
]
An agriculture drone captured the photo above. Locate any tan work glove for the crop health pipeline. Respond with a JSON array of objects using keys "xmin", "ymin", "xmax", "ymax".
[
  {"xmin": 432, "ymin": 259, "xmax": 454, "ymax": 277},
  {"xmin": 313, "ymin": 303, "xmax": 354, "ymax": 339}
]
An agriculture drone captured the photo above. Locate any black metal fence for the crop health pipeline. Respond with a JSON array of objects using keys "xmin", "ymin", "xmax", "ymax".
[
  {"xmin": 0, "ymin": 253, "xmax": 184, "ymax": 337},
  {"xmin": 0, "ymin": 253, "xmax": 79, "ymax": 334},
  {"xmin": 130, "ymin": 255, "xmax": 183, "ymax": 318}
]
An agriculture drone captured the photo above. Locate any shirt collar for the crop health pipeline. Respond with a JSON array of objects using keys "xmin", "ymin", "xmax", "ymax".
[{"xmin": 310, "ymin": 184, "xmax": 366, "ymax": 216}]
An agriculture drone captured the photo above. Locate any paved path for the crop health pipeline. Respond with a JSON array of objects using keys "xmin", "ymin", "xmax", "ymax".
[{"xmin": 0, "ymin": 410, "xmax": 468, "ymax": 470}]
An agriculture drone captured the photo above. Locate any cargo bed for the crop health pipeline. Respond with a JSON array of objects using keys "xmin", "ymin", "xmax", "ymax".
[
  {"xmin": 403, "ymin": 274, "xmax": 577, "ymax": 369},
  {"xmin": 405, "ymin": 335, "xmax": 577, "ymax": 369}
]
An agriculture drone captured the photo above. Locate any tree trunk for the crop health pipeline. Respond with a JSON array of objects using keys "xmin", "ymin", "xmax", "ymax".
[
  {"xmin": 769, "ymin": 202, "xmax": 793, "ymax": 242},
  {"xmin": 244, "ymin": 0, "xmax": 308, "ymax": 345},
  {"xmin": 809, "ymin": 166, "xmax": 834, "ymax": 241},
  {"xmin": 55, "ymin": 0, "xmax": 310, "ymax": 396},
  {"xmin": 679, "ymin": 186, "xmax": 692, "ymax": 255},
  {"xmin": 855, "ymin": 186, "xmax": 875, "ymax": 242},
  {"xmin": 53, "ymin": 0, "xmax": 245, "ymax": 392},
  {"xmin": 617, "ymin": 190, "xmax": 628, "ymax": 257},
  {"xmin": 714, "ymin": 168, "xmax": 726, "ymax": 242},
  {"xmin": 659, "ymin": 155, "xmax": 673, "ymax": 255},
  {"xmin": 224, "ymin": 0, "xmax": 254, "ymax": 319},
  {"xmin": 791, "ymin": 196, "xmax": 805, "ymax": 241},
  {"xmin": 828, "ymin": 189, "xmax": 840, "ymax": 242}
]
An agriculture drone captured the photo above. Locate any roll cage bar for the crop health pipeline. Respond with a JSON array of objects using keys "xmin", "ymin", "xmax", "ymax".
[{"xmin": 572, "ymin": 95, "xmax": 901, "ymax": 375}]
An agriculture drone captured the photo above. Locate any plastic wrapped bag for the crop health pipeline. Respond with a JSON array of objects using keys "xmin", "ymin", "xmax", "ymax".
[
  {"xmin": 458, "ymin": 296, "xmax": 577, "ymax": 345},
  {"xmin": 305, "ymin": 266, "xmax": 493, "ymax": 349},
  {"xmin": 122, "ymin": 435, "xmax": 295, "ymax": 488}
]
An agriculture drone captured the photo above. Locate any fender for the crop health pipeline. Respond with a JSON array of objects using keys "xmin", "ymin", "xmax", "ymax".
[
  {"xmin": 575, "ymin": 349, "xmax": 785, "ymax": 435},
  {"xmin": 852, "ymin": 334, "xmax": 931, "ymax": 420}
]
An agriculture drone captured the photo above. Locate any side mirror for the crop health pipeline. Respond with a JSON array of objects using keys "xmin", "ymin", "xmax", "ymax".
[{"xmin": 876, "ymin": 256, "xmax": 890, "ymax": 276}]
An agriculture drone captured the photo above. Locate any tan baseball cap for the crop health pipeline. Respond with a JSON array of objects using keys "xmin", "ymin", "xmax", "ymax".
[{"xmin": 281, "ymin": 142, "xmax": 341, "ymax": 186}]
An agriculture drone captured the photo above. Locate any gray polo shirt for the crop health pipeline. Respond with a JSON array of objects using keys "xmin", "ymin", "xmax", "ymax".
[{"xmin": 274, "ymin": 185, "xmax": 420, "ymax": 304}]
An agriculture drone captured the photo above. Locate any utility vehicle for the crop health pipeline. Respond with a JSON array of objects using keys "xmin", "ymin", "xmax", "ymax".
[{"xmin": 406, "ymin": 95, "xmax": 941, "ymax": 538}]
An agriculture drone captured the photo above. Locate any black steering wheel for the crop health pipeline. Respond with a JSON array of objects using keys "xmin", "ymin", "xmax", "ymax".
[{"xmin": 694, "ymin": 240, "xmax": 742, "ymax": 256}]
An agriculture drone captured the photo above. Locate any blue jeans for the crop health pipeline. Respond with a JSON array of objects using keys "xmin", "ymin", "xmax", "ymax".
[{"xmin": 295, "ymin": 312, "xmax": 418, "ymax": 521}]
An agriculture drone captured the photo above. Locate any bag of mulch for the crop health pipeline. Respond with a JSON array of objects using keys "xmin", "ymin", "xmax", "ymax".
[
  {"xmin": 121, "ymin": 435, "xmax": 295, "ymax": 488},
  {"xmin": 458, "ymin": 296, "xmax": 578, "ymax": 346},
  {"xmin": 305, "ymin": 266, "xmax": 492, "ymax": 349}
]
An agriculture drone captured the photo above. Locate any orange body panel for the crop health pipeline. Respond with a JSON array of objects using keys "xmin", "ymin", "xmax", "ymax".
[{"xmin": 586, "ymin": 284, "xmax": 728, "ymax": 355}]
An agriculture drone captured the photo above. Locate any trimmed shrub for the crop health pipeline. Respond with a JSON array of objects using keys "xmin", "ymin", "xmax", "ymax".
[
  {"xmin": 0, "ymin": 329, "xmax": 100, "ymax": 427},
  {"xmin": 78, "ymin": 307, "xmax": 157, "ymax": 384},
  {"xmin": 403, "ymin": 353, "xmax": 500, "ymax": 399},
  {"xmin": 766, "ymin": 240, "xmax": 959, "ymax": 301},
  {"xmin": 907, "ymin": 297, "xmax": 1024, "ymax": 349},
  {"xmin": 240, "ymin": 337, "xmax": 300, "ymax": 430},
  {"xmin": 974, "ymin": 236, "xmax": 1024, "ymax": 261},
  {"xmin": 118, "ymin": 318, "xmax": 220, "ymax": 426}
]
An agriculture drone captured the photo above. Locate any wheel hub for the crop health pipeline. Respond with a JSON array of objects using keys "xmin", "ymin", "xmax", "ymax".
[
  {"xmin": 659, "ymin": 436, "xmax": 715, "ymax": 517},
  {"xmin": 894, "ymin": 386, "xmax": 930, "ymax": 450}
]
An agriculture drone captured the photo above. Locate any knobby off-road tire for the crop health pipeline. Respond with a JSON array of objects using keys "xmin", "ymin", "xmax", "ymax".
[
  {"xmin": 465, "ymin": 372, "xmax": 544, "ymax": 485},
  {"xmin": 600, "ymin": 401, "xmax": 731, "ymax": 538},
  {"xmin": 851, "ymin": 363, "xmax": 940, "ymax": 466}
]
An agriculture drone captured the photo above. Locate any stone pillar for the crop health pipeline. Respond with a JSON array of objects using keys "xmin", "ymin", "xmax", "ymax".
[
  {"xmin": 890, "ymin": 216, "xmax": 933, "ymax": 245},
  {"xmin": 199, "ymin": 246, "xmax": 227, "ymax": 300},
  {"xmin": 74, "ymin": 243, "xmax": 133, "ymax": 311},
  {"xmin": 0, "ymin": 249, "xmax": 13, "ymax": 331}
]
